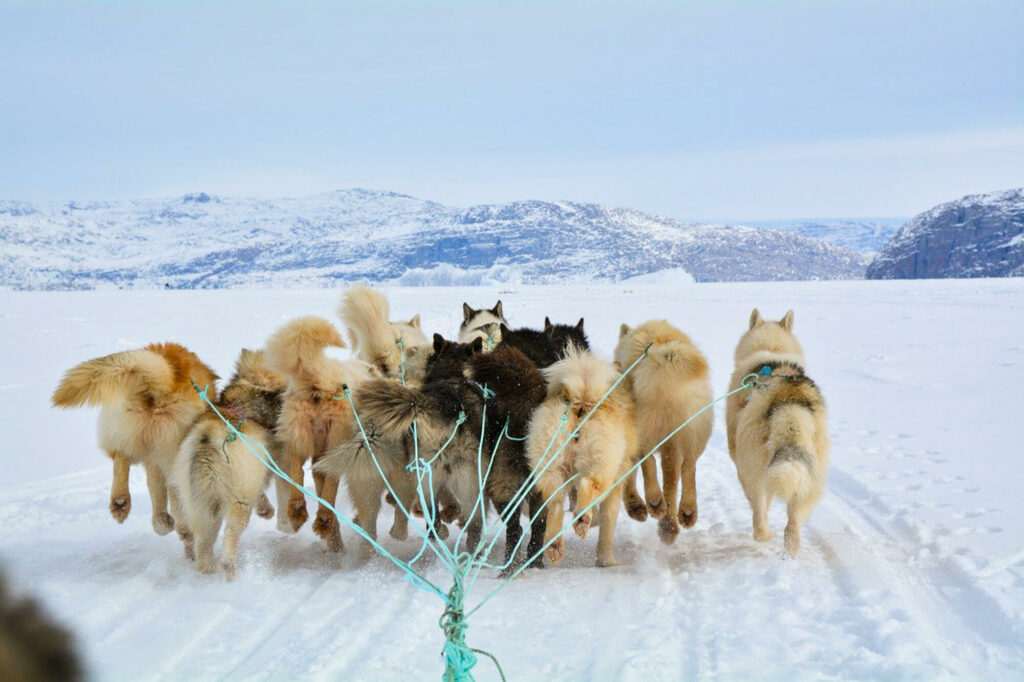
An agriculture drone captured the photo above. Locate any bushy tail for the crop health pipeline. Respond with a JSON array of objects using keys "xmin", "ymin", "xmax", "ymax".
[
  {"xmin": 349, "ymin": 380, "xmax": 429, "ymax": 439},
  {"xmin": 52, "ymin": 350, "xmax": 174, "ymax": 407},
  {"xmin": 646, "ymin": 341, "xmax": 708, "ymax": 377},
  {"xmin": 765, "ymin": 405, "xmax": 819, "ymax": 502},
  {"xmin": 264, "ymin": 316, "xmax": 345, "ymax": 383},
  {"xmin": 315, "ymin": 431, "xmax": 403, "ymax": 480},
  {"xmin": 338, "ymin": 286, "xmax": 400, "ymax": 373},
  {"xmin": 179, "ymin": 423, "xmax": 233, "ymax": 516},
  {"xmin": 466, "ymin": 345, "xmax": 545, "ymax": 430}
]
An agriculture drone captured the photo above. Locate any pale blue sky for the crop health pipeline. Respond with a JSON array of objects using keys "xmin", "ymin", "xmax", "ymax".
[{"xmin": 1, "ymin": 1, "xmax": 1021, "ymax": 220}]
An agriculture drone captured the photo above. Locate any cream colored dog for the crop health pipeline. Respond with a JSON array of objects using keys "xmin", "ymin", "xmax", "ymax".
[
  {"xmin": 265, "ymin": 316, "xmax": 377, "ymax": 553},
  {"xmin": 51, "ymin": 342, "xmax": 218, "ymax": 536},
  {"xmin": 526, "ymin": 346, "xmax": 636, "ymax": 567},
  {"xmin": 338, "ymin": 285, "xmax": 429, "ymax": 380},
  {"xmin": 615, "ymin": 320, "xmax": 713, "ymax": 543},
  {"xmin": 726, "ymin": 309, "xmax": 830, "ymax": 556},
  {"xmin": 172, "ymin": 349, "xmax": 285, "ymax": 579}
]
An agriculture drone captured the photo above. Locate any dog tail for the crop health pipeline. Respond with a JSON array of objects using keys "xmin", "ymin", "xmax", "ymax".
[
  {"xmin": 315, "ymin": 430, "xmax": 403, "ymax": 482},
  {"xmin": 338, "ymin": 286, "xmax": 401, "ymax": 374},
  {"xmin": 466, "ymin": 345, "xmax": 545, "ymax": 430},
  {"xmin": 765, "ymin": 404, "xmax": 820, "ymax": 503},
  {"xmin": 52, "ymin": 349, "xmax": 175, "ymax": 407},
  {"xmin": 347, "ymin": 379, "xmax": 429, "ymax": 439},
  {"xmin": 645, "ymin": 341, "xmax": 709, "ymax": 377},
  {"xmin": 265, "ymin": 316, "xmax": 345, "ymax": 384}
]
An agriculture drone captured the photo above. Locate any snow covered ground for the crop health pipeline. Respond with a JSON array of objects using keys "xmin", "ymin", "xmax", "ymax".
[{"xmin": 1, "ymin": 279, "xmax": 1022, "ymax": 680}]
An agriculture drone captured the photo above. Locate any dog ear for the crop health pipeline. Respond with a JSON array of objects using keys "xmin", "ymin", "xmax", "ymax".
[
  {"xmin": 619, "ymin": 323, "xmax": 630, "ymax": 338},
  {"xmin": 544, "ymin": 316, "xmax": 553, "ymax": 333},
  {"xmin": 749, "ymin": 309, "xmax": 763, "ymax": 329},
  {"xmin": 471, "ymin": 337, "xmax": 484, "ymax": 354},
  {"xmin": 409, "ymin": 314, "xmax": 421, "ymax": 329},
  {"xmin": 462, "ymin": 303, "xmax": 474, "ymax": 321},
  {"xmin": 433, "ymin": 333, "xmax": 446, "ymax": 353},
  {"xmin": 492, "ymin": 300, "xmax": 503, "ymax": 319},
  {"xmin": 780, "ymin": 310, "xmax": 794, "ymax": 331},
  {"xmin": 575, "ymin": 317, "xmax": 584, "ymax": 332}
]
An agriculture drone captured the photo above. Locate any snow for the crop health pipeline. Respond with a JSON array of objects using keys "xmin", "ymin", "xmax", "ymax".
[{"xmin": 2, "ymin": 279, "xmax": 1023, "ymax": 680}]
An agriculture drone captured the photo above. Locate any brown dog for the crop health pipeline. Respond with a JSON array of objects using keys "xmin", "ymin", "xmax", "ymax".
[{"xmin": 52, "ymin": 342, "xmax": 218, "ymax": 535}]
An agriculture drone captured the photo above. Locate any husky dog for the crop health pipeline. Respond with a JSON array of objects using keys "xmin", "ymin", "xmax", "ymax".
[
  {"xmin": 265, "ymin": 316, "xmax": 377, "ymax": 553},
  {"xmin": 526, "ymin": 346, "xmax": 636, "ymax": 567},
  {"xmin": 462, "ymin": 317, "xmax": 590, "ymax": 570},
  {"xmin": 317, "ymin": 335, "xmax": 488, "ymax": 556},
  {"xmin": 339, "ymin": 285, "xmax": 430, "ymax": 380},
  {"xmin": 458, "ymin": 300, "xmax": 506, "ymax": 347},
  {"xmin": 497, "ymin": 317, "xmax": 588, "ymax": 368},
  {"xmin": 0, "ymin": 571, "xmax": 83, "ymax": 682},
  {"xmin": 51, "ymin": 343, "xmax": 218, "ymax": 535},
  {"xmin": 466, "ymin": 344, "xmax": 548, "ymax": 571},
  {"xmin": 615, "ymin": 320, "xmax": 713, "ymax": 543},
  {"xmin": 171, "ymin": 349, "xmax": 285, "ymax": 579},
  {"xmin": 725, "ymin": 309, "xmax": 829, "ymax": 556}
]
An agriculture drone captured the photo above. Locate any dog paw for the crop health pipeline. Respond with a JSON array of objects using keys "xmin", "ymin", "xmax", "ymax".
[
  {"xmin": 384, "ymin": 491, "xmax": 398, "ymax": 508},
  {"xmin": 431, "ymin": 522, "xmax": 449, "ymax": 541},
  {"xmin": 256, "ymin": 500, "xmax": 274, "ymax": 520},
  {"xmin": 625, "ymin": 498, "xmax": 649, "ymax": 522},
  {"xmin": 596, "ymin": 554, "xmax": 621, "ymax": 568},
  {"xmin": 287, "ymin": 500, "xmax": 308, "ymax": 531},
  {"xmin": 196, "ymin": 558, "xmax": 217, "ymax": 575},
  {"xmin": 573, "ymin": 512, "xmax": 592, "ymax": 539},
  {"xmin": 183, "ymin": 543, "xmax": 196, "ymax": 562},
  {"xmin": 311, "ymin": 512, "xmax": 336, "ymax": 539},
  {"xmin": 152, "ymin": 512, "xmax": 175, "ymax": 536},
  {"xmin": 679, "ymin": 506, "xmax": 698, "ymax": 528},
  {"xmin": 389, "ymin": 522, "xmax": 409, "ymax": 541},
  {"xmin": 753, "ymin": 526, "xmax": 773, "ymax": 542},
  {"xmin": 220, "ymin": 559, "xmax": 237, "ymax": 581},
  {"xmin": 647, "ymin": 496, "xmax": 666, "ymax": 519},
  {"xmin": 440, "ymin": 502, "xmax": 460, "ymax": 524},
  {"xmin": 657, "ymin": 517, "xmax": 680, "ymax": 544},
  {"xmin": 109, "ymin": 495, "xmax": 131, "ymax": 523},
  {"xmin": 545, "ymin": 537, "xmax": 566, "ymax": 565}
]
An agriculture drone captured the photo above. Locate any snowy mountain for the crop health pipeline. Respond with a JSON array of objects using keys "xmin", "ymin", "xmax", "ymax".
[
  {"xmin": 0, "ymin": 190, "xmax": 869, "ymax": 289},
  {"xmin": 741, "ymin": 218, "xmax": 905, "ymax": 254},
  {"xmin": 867, "ymin": 189, "xmax": 1024, "ymax": 279}
]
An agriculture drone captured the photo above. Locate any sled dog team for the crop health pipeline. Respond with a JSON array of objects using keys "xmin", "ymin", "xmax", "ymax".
[{"xmin": 51, "ymin": 287, "xmax": 830, "ymax": 579}]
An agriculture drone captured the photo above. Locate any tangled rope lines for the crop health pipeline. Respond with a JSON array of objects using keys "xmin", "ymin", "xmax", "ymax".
[{"xmin": 193, "ymin": 343, "xmax": 761, "ymax": 681}]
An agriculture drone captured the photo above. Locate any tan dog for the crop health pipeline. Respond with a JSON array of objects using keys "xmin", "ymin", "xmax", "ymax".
[
  {"xmin": 726, "ymin": 309, "xmax": 830, "ymax": 555},
  {"xmin": 526, "ymin": 346, "xmax": 636, "ymax": 567},
  {"xmin": 51, "ymin": 342, "xmax": 218, "ymax": 535},
  {"xmin": 615, "ymin": 320, "xmax": 713, "ymax": 543},
  {"xmin": 172, "ymin": 349, "xmax": 285, "ymax": 579},
  {"xmin": 339, "ymin": 285, "xmax": 430, "ymax": 380},
  {"xmin": 265, "ymin": 316, "xmax": 376, "ymax": 553}
]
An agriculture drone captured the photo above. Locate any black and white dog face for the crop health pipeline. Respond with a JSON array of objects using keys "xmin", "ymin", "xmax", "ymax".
[{"xmin": 458, "ymin": 300, "xmax": 506, "ymax": 345}]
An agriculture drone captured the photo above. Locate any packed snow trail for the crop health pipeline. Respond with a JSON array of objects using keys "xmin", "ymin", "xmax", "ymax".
[{"xmin": 1, "ymin": 280, "xmax": 1022, "ymax": 680}]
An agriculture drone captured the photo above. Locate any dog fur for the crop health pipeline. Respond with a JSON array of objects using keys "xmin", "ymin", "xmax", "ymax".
[
  {"xmin": 171, "ymin": 349, "xmax": 285, "ymax": 579},
  {"xmin": 317, "ymin": 336, "xmax": 488, "ymax": 556},
  {"xmin": 265, "ymin": 316, "xmax": 376, "ymax": 553},
  {"xmin": 51, "ymin": 342, "xmax": 218, "ymax": 535},
  {"xmin": 725, "ymin": 309, "xmax": 830, "ymax": 555},
  {"xmin": 0, "ymin": 571, "xmax": 83, "ymax": 682},
  {"xmin": 458, "ymin": 300, "xmax": 506, "ymax": 346},
  {"xmin": 339, "ymin": 285, "xmax": 429, "ymax": 379},
  {"xmin": 526, "ymin": 346, "xmax": 636, "ymax": 567},
  {"xmin": 497, "ymin": 317, "xmax": 588, "ymax": 368},
  {"xmin": 615, "ymin": 320, "xmax": 713, "ymax": 543}
]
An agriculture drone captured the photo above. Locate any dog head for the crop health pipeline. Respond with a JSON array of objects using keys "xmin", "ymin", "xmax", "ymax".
[
  {"xmin": 733, "ymin": 308, "xmax": 803, "ymax": 365},
  {"xmin": 425, "ymin": 334, "xmax": 484, "ymax": 382},
  {"xmin": 458, "ymin": 300, "xmax": 506, "ymax": 343},
  {"xmin": 543, "ymin": 316, "xmax": 589, "ymax": 356}
]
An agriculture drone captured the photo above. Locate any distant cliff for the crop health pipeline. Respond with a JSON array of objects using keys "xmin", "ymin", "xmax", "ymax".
[{"xmin": 867, "ymin": 189, "xmax": 1024, "ymax": 279}]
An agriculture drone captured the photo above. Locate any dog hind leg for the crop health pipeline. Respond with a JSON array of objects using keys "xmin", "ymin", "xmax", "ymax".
[
  {"xmin": 145, "ymin": 462, "xmax": 175, "ymax": 536},
  {"xmin": 312, "ymin": 469, "xmax": 343, "ymax": 553},
  {"xmin": 256, "ymin": 491, "xmax": 274, "ymax": 519},
  {"xmin": 596, "ymin": 484, "xmax": 623, "ymax": 567},
  {"xmin": 678, "ymin": 449, "xmax": 699, "ymax": 528},
  {"xmin": 108, "ymin": 450, "xmax": 132, "ymax": 523},
  {"xmin": 657, "ymin": 443, "xmax": 681, "ymax": 544},
  {"xmin": 220, "ymin": 501, "xmax": 252, "ymax": 580},
  {"xmin": 640, "ymin": 454, "xmax": 665, "ymax": 518},
  {"xmin": 622, "ymin": 468, "xmax": 648, "ymax": 522}
]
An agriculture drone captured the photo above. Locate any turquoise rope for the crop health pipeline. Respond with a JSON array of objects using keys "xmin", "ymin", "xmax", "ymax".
[{"xmin": 467, "ymin": 371, "xmax": 761, "ymax": 617}]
